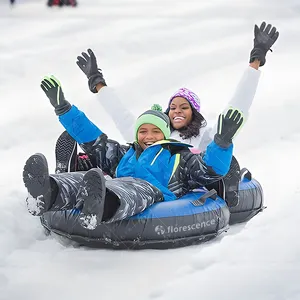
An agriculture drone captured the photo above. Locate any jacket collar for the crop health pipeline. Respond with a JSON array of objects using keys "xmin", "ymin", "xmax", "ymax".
[
  {"xmin": 151, "ymin": 139, "xmax": 193, "ymax": 148},
  {"xmin": 131, "ymin": 139, "xmax": 192, "ymax": 159}
]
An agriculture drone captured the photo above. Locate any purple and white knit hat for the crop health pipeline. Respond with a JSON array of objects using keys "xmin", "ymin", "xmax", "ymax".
[{"xmin": 168, "ymin": 87, "xmax": 201, "ymax": 112}]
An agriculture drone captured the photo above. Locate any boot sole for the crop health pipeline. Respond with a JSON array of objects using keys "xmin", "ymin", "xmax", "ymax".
[
  {"xmin": 79, "ymin": 169, "xmax": 106, "ymax": 230},
  {"xmin": 23, "ymin": 153, "xmax": 52, "ymax": 216},
  {"xmin": 55, "ymin": 131, "xmax": 77, "ymax": 173}
]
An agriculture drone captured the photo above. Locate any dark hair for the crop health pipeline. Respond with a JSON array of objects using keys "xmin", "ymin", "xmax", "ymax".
[{"xmin": 168, "ymin": 105, "xmax": 207, "ymax": 140}]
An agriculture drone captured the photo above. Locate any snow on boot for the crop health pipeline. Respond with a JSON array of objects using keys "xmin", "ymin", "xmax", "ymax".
[
  {"xmin": 223, "ymin": 156, "xmax": 241, "ymax": 208},
  {"xmin": 55, "ymin": 131, "xmax": 77, "ymax": 173},
  {"xmin": 23, "ymin": 153, "xmax": 55, "ymax": 216},
  {"xmin": 78, "ymin": 168, "xmax": 106, "ymax": 230}
]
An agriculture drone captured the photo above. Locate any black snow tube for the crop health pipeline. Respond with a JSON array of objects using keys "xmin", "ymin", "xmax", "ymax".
[
  {"xmin": 41, "ymin": 188, "xmax": 230, "ymax": 250},
  {"xmin": 40, "ymin": 176, "xmax": 264, "ymax": 250}
]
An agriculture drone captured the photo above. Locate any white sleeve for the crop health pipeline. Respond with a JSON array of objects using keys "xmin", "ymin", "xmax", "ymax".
[
  {"xmin": 208, "ymin": 66, "xmax": 261, "ymax": 141},
  {"xmin": 96, "ymin": 86, "xmax": 136, "ymax": 142},
  {"xmin": 197, "ymin": 126, "xmax": 213, "ymax": 151}
]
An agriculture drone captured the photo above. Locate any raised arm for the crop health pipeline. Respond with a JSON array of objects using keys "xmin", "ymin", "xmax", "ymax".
[
  {"xmin": 76, "ymin": 49, "xmax": 136, "ymax": 142},
  {"xmin": 40, "ymin": 75, "xmax": 128, "ymax": 177},
  {"xmin": 226, "ymin": 21, "xmax": 279, "ymax": 118},
  {"xmin": 187, "ymin": 108, "xmax": 244, "ymax": 185},
  {"xmin": 200, "ymin": 22, "xmax": 279, "ymax": 150},
  {"xmin": 96, "ymin": 86, "xmax": 136, "ymax": 142}
]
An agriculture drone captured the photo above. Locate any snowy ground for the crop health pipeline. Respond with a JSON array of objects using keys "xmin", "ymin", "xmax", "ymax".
[{"xmin": 1, "ymin": 0, "xmax": 300, "ymax": 299}]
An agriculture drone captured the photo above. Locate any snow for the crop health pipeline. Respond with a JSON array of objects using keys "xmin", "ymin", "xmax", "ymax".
[{"xmin": 1, "ymin": 0, "xmax": 300, "ymax": 299}]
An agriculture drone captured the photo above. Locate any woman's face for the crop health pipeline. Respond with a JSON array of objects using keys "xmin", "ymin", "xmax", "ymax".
[
  {"xmin": 168, "ymin": 97, "xmax": 193, "ymax": 129},
  {"xmin": 137, "ymin": 124, "xmax": 165, "ymax": 150}
]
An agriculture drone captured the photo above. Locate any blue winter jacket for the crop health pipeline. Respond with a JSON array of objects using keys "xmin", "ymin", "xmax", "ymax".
[{"xmin": 59, "ymin": 105, "xmax": 233, "ymax": 201}]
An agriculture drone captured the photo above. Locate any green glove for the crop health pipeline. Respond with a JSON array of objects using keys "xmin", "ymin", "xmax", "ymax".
[
  {"xmin": 214, "ymin": 108, "xmax": 244, "ymax": 148},
  {"xmin": 40, "ymin": 75, "xmax": 71, "ymax": 116}
]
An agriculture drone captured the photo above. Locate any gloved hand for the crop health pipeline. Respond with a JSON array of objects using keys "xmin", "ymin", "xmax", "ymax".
[
  {"xmin": 40, "ymin": 75, "xmax": 71, "ymax": 116},
  {"xmin": 249, "ymin": 21, "xmax": 279, "ymax": 67},
  {"xmin": 76, "ymin": 153, "xmax": 94, "ymax": 171},
  {"xmin": 76, "ymin": 49, "xmax": 107, "ymax": 93},
  {"xmin": 214, "ymin": 108, "xmax": 244, "ymax": 148}
]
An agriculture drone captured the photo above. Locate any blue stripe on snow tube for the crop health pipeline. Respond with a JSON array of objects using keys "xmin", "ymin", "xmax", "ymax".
[
  {"xmin": 239, "ymin": 177, "xmax": 261, "ymax": 191},
  {"xmin": 131, "ymin": 191, "xmax": 226, "ymax": 219},
  {"xmin": 130, "ymin": 178, "xmax": 261, "ymax": 220}
]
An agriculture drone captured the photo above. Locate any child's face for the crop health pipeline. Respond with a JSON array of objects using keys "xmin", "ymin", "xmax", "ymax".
[{"xmin": 137, "ymin": 124, "xmax": 165, "ymax": 150}]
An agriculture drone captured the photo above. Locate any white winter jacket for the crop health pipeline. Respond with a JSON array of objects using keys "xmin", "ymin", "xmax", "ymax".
[{"xmin": 96, "ymin": 66, "xmax": 261, "ymax": 151}]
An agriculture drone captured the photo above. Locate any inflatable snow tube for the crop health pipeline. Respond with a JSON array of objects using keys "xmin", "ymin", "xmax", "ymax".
[
  {"xmin": 40, "ymin": 176, "xmax": 264, "ymax": 250},
  {"xmin": 40, "ymin": 188, "xmax": 230, "ymax": 250}
]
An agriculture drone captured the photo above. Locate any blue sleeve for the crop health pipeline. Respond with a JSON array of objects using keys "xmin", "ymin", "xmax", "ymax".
[
  {"xmin": 203, "ymin": 141, "xmax": 233, "ymax": 176},
  {"xmin": 58, "ymin": 105, "xmax": 103, "ymax": 144}
]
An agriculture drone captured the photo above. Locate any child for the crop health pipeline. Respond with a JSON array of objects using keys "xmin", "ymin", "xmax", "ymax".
[{"xmin": 23, "ymin": 76, "xmax": 243, "ymax": 230}]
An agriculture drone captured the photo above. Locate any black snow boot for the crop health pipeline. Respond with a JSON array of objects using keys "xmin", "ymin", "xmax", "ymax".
[
  {"xmin": 23, "ymin": 153, "xmax": 56, "ymax": 216},
  {"xmin": 78, "ymin": 168, "xmax": 106, "ymax": 230},
  {"xmin": 55, "ymin": 131, "xmax": 77, "ymax": 174},
  {"xmin": 223, "ymin": 155, "xmax": 241, "ymax": 208}
]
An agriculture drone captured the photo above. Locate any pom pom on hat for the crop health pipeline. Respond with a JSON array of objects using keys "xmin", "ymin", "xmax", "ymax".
[{"xmin": 151, "ymin": 104, "xmax": 163, "ymax": 112}]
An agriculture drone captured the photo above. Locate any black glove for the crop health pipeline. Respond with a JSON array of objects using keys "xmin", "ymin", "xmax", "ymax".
[
  {"xmin": 249, "ymin": 21, "xmax": 279, "ymax": 67},
  {"xmin": 76, "ymin": 153, "xmax": 94, "ymax": 171},
  {"xmin": 40, "ymin": 76, "xmax": 71, "ymax": 116},
  {"xmin": 76, "ymin": 49, "xmax": 107, "ymax": 93},
  {"xmin": 214, "ymin": 108, "xmax": 244, "ymax": 148}
]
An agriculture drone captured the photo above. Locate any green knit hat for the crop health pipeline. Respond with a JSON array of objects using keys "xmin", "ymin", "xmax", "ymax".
[{"xmin": 135, "ymin": 104, "xmax": 171, "ymax": 141}]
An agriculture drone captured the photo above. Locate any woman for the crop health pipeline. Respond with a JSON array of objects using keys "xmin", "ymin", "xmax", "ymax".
[
  {"xmin": 76, "ymin": 21, "xmax": 279, "ymax": 150},
  {"xmin": 23, "ymin": 76, "xmax": 243, "ymax": 230},
  {"xmin": 68, "ymin": 22, "xmax": 278, "ymax": 207}
]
